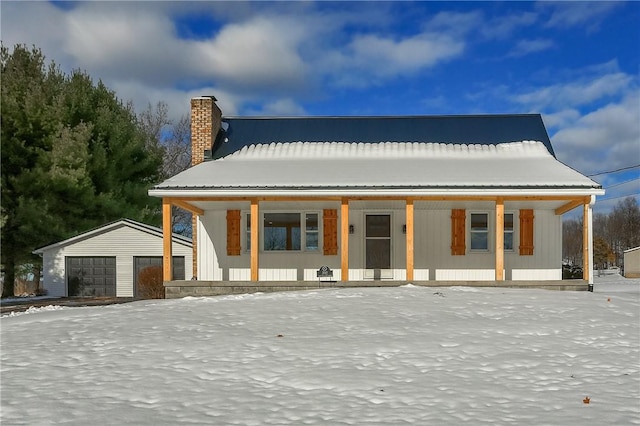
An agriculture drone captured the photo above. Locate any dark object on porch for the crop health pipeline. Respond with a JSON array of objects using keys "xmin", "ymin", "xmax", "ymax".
[
  {"xmin": 317, "ymin": 266, "xmax": 336, "ymax": 283},
  {"xmin": 563, "ymin": 264, "xmax": 583, "ymax": 279}
]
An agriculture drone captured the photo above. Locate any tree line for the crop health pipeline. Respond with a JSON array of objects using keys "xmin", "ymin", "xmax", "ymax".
[
  {"xmin": 563, "ymin": 197, "xmax": 640, "ymax": 271},
  {"xmin": 1, "ymin": 44, "xmax": 191, "ymax": 297}
]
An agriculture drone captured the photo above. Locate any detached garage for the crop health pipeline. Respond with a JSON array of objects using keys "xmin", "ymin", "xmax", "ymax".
[
  {"xmin": 33, "ymin": 219, "xmax": 192, "ymax": 297},
  {"xmin": 624, "ymin": 247, "xmax": 640, "ymax": 278}
]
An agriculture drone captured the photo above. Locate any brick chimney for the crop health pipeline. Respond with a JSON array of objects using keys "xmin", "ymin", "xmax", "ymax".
[{"xmin": 191, "ymin": 96, "xmax": 222, "ymax": 166}]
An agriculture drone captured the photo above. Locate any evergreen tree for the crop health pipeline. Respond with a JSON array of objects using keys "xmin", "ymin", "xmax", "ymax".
[{"xmin": 1, "ymin": 44, "xmax": 162, "ymax": 297}]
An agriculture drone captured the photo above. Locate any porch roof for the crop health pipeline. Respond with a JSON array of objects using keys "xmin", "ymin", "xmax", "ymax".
[{"xmin": 150, "ymin": 141, "xmax": 603, "ymax": 197}]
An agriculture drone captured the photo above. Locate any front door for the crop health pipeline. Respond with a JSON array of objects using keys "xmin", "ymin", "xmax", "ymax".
[{"xmin": 365, "ymin": 214, "xmax": 391, "ymax": 279}]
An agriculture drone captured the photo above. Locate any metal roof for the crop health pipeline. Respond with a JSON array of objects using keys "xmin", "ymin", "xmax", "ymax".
[
  {"xmin": 213, "ymin": 114, "xmax": 555, "ymax": 159},
  {"xmin": 150, "ymin": 141, "xmax": 604, "ymax": 199}
]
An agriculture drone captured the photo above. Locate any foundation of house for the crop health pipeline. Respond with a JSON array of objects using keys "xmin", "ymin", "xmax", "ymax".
[{"xmin": 164, "ymin": 280, "xmax": 590, "ymax": 298}]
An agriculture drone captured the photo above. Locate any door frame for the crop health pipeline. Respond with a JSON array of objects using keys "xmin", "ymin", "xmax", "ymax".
[{"xmin": 363, "ymin": 211, "xmax": 394, "ymax": 279}]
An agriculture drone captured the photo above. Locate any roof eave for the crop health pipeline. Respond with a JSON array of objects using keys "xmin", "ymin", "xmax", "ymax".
[{"xmin": 149, "ymin": 187, "xmax": 605, "ymax": 199}]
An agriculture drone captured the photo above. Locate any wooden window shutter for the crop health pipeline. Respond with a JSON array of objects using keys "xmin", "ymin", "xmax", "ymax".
[
  {"xmin": 226, "ymin": 210, "xmax": 241, "ymax": 256},
  {"xmin": 323, "ymin": 209, "xmax": 338, "ymax": 255},
  {"xmin": 451, "ymin": 209, "xmax": 466, "ymax": 256},
  {"xmin": 519, "ymin": 209, "xmax": 534, "ymax": 255}
]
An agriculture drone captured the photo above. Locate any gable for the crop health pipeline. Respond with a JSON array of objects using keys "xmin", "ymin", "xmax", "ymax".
[
  {"xmin": 33, "ymin": 219, "xmax": 192, "ymax": 254},
  {"xmin": 213, "ymin": 114, "xmax": 554, "ymax": 159}
]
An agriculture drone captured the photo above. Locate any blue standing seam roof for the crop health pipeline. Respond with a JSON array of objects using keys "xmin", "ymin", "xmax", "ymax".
[{"xmin": 211, "ymin": 114, "xmax": 554, "ymax": 160}]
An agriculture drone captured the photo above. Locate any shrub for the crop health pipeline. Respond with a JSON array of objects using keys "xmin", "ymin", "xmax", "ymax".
[
  {"xmin": 137, "ymin": 265, "xmax": 164, "ymax": 299},
  {"xmin": 68, "ymin": 276, "xmax": 84, "ymax": 296}
]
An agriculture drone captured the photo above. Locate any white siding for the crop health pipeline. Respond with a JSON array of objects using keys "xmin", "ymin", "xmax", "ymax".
[
  {"xmin": 435, "ymin": 269, "xmax": 496, "ymax": 281},
  {"xmin": 624, "ymin": 248, "xmax": 640, "ymax": 277},
  {"xmin": 512, "ymin": 269, "xmax": 562, "ymax": 280},
  {"xmin": 392, "ymin": 269, "xmax": 407, "ymax": 281},
  {"xmin": 259, "ymin": 269, "xmax": 297, "ymax": 281},
  {"xmin": 197, "ymin": 202, "xmax": 343, "ymax": 281},
  {"xmin": 198, "ymin": 201, "xmax": 564, "ymax": 282},
  {"xmin": 415, "ymin": 206, "xmax": 563, "ymax": 281},
  {"xmin": 196, "ymin": 216, "xmax": 221, "ymax": 280},
  {"xmin": 229, "ymin": 268, "xmax": 251, "ymax": 281},
  {"xmin": 40, "ymin": 225, "xmax": 192, "ymax": 297},
  {"xmin": 504, "ymin": 209, "xmax": 562, "ymax": 280},
  {"xmin": 413, "ymin": 269, "xmax": 430, "ymax": 281}
]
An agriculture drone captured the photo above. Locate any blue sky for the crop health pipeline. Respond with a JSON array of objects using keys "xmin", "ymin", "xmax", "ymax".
[{"xmin": 1, "ymin": 1, "xmax": 638, "ymax": 215}]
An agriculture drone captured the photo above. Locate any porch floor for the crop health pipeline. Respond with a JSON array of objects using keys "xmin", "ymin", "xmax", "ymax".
[{"xmin": 164, "ymin": 280, "xmax": 590, "ymax": 298}]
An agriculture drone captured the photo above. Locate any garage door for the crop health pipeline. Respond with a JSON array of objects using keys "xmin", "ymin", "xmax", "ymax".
[
  {"xmin": 66, "ymin": 257, "xmax": 116, "ymax": 297},
  {"xmin": 133, "ymin": 257, "xmax": 185, "ymax": 296}
]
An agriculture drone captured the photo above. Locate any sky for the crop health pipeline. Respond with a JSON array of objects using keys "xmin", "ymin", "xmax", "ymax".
[
  {"xmin": 2, "ymin": 280, "xmax": 639, "ymax": 424},
  {"xmin": 1, "ymin": 1, "xmax": 639, "ymax": 215}
]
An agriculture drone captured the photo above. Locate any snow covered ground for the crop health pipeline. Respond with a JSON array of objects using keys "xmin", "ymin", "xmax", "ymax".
[{"xmin": 2, "ymin": 276, "xmax": 639, "ymax": 425}]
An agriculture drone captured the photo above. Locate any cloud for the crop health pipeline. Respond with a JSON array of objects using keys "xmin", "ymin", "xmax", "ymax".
[
  {"xmin": 508, "ymin": 38, "xmax": 554, "ymax": 57},
  {"xmin": 1, "ymin": 1, "xmax": 474, "ymax": 114},
  {"xmin": 550, "ymin": 90, "xmax": 640, "ymax": 175},
  {"xmin": 513, "ymin": 71, "xmax": 633, "ymax": 110},
  {"xmin": 0, "ymin": 2, "xmax": 71, "ymax": 66},
  {"xmin": 323, "ymin": 31, "xmax": 465, "ymax": 88},
  {"xmin": 424, "ymin": 11, "xmax": 483, "ymax": 37},
  {"xmin": 245, "ymin": 98, "xmax": 307, "ymax": 116},
  {"xmin": 192, "ymin": 16, "xmax": 309, "ymax": 94},
  {"xmin": 539, "ymin": 1, "xmax": 622, "ymax": 30},
  {"xmin": 501, "ymin": 60, "xmax": 639, "ymax": 179},
  {"xmin": 542, "ymin": 109, "xmax": 581, "ymax": 129},
  {"xmin": 62, "ymin": 4, "xmax": 192, "ymax": 85},
  {"xmin": 481, "ymin": 11, "xmax": 538, "ymax": 39},
  {"xmin": 108, "ymin": 80, "xmax": 242, "ymax": 122}
]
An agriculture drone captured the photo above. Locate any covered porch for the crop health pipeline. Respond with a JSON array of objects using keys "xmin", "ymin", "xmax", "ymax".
[{"xmin": 160, "ymin": 194, "xmax": 597, "ymax": 295}]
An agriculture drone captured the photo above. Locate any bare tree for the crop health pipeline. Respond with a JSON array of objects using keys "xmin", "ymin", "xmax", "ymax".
[
  {"xmin": 563, "ymin": 196, "xmax": 640, "ymax": 269},
  {"xmin": 609, "ymin": 197, "xmax": 640, "ymax": 265},
  {"xmin": 138, "ymin": 102, "xmax": 193, "ymax": 236},
  {"xmin": 563, "ymin": 217, "xmax": 583, "ymax": 265}
]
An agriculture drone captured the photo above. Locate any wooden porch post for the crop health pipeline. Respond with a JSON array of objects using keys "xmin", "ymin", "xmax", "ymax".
[
  {"xmin": 341, "ymin": 197, "xmax": 349, "ymax": 281},
  {"xmin": 583, "ymin": 200, "xmax": 591, "ymax": 283},
  {"xmin": 251, "ymin": 198, "xmax": 259, "ymax": 282},
  {"xmin": 162, "ymin": 198, "xmax": 173, "ymax": 281},
  {"xmin": 495, "ymin": 197, "xmax": 504, "ymax": 281},
  {"xmin": 406, "ymin": 198, "xmax": 414, "ymax": 281}
]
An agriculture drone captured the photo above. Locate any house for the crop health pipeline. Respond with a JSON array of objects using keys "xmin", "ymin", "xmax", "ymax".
[
  {"xmin": 33, "ymin": 219, "xmax": 192, "ymax": 297},
  {"xmin": 148, "ymin": 96, "xmax": 604, "ymax": 296},
  {"xmin": 623, "ymin": 247, "xmax": 640, "ymax": 278}
]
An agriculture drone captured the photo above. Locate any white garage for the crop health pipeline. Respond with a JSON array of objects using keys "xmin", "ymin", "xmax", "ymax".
[{"xmin": 33, "ymin": 219, "xmax": 192, "ymax": 297}]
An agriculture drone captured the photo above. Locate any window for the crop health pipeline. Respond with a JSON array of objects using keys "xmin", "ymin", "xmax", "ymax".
[
  {"xmin": 262, "ymin": 212, "xmax": 319, "ymax": 251},
  {"xmin": 470, "ymin": 213, "xmax": 488, "ymax": 250},
  {"xmin": 504, "ymin": 213, "xmax": 514, "ymax": 251},
  {"xmin": 305, "ymin": 213, "xmax": 319, "ymax": 251}
]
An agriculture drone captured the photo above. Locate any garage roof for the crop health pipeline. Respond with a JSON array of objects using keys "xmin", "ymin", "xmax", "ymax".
[{"xmin": 33, "ymin": 219, "xmax": 192, "ymax": 254}]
